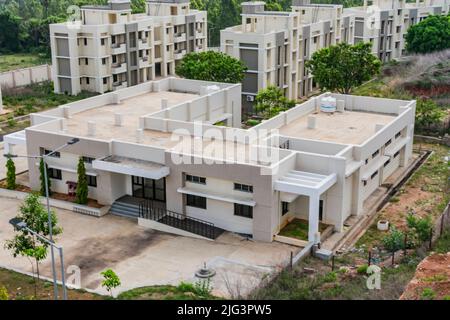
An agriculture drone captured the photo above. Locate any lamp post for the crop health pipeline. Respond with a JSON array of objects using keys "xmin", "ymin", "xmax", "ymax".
[
  {"xmin": 9, "ymin": 218, "xmax": 68, "ymax": 300},
  {"xmin": 4, "ymin": 137, "xmax": 79, "ymax": 300}
]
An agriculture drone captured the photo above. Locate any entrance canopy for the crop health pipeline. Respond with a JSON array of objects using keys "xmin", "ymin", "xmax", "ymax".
[
  {"xmin": 93, "ymin": 155, "xmax": 170, "ymax": 180},
  {"xmin": 274, "ymin": 170, "xmax": 337, "ymax": 197}
]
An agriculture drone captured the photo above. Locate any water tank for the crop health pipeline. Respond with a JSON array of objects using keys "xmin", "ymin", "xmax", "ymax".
[{"xmin": 320, "ymin": 95, "xmax": 337, "ymax": 113}]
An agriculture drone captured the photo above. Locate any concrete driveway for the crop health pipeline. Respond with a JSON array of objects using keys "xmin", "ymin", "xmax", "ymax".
[{"xmin": 0, "ymin": 196, "xmax": 298, "ymax": 298}]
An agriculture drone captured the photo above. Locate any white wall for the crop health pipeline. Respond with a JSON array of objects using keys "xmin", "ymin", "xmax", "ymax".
[{"xmin": 0, "ymin": 65, "xmax": 52, "ymax": 89}]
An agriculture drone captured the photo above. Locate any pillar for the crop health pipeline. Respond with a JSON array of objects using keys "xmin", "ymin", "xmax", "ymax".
[
  {"xmin": 308, "ymin": 194, "xmax": 321, "ymax": 244},
  {"xmin": 0, "ymin": 85, "xmax": 3, "ymax": 113}
]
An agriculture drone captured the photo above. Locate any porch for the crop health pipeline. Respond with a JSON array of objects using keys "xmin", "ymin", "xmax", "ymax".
[{"xmin": 275, "ymin": 218, "xmax": 334, "ymax": 247}]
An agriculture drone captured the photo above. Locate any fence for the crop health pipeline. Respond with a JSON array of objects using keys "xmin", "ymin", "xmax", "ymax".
[{"xmin": 0, "ymin": 64, "xmax": 52, "ymax": 89}]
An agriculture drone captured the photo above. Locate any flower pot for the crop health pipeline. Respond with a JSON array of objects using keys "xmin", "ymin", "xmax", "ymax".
[{"xmin": 377, "ymin": 220, "xmax": 389, "ymax": 231}]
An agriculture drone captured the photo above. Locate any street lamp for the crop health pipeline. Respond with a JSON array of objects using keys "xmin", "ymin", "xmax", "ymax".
[
  {"xmin": 9, "ymin": 218, "xmax": 68, "ymax": 300},
  {"xmin": 4, "ymin": 137, "xmax": 79, "ymax": 300}
]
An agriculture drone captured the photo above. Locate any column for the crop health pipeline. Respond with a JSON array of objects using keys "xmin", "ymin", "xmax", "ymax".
[
  {"xmin": 0, "ymin": 85, "xmax": 3, "ymax": 113},
  {"xmin": 308, "ymin": 194, "xmax": 321, "ymax": 244}
]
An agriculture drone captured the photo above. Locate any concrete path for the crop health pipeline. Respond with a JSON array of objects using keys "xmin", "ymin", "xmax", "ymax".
[{"xmin": 0, "ymin": 196, "xmax": 298, "ymax": 298}]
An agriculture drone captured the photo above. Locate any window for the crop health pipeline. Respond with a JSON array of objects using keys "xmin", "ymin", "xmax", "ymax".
[
  {"xmin": 102, "ymin": 58, "xmax": 106, "ymax": 65},
  {"xmin": 87, "ymin": 175, "xmax": 97, "ymax": 187},
  {"xmin": 86, "ymin": 78, "xmax": 90, "ymax": 85},
  {"xmin": 186, "ymin": 194, "xmax": 207, "ymax": 209},
  {"xmin": 101, "ymin": 38, "xmax": 105, "ymax": 46},
  {"xmin": 48, "ymin": 168, "xmax": 62, "ymax": 180},
  {"xmin": 385, "ymin": 139, "xmax": 392, "ymax": 147},
  {"xmin": 282, "ymin": 202, "xmax": 289, "ymax": 216},
  {"xmin": 43, "ymin": 149, "xmax": 60, "ymax": 158},
  {"xmin": 384, "ymin": 159, "xmax": 391, "ymax": 167},
  {"xmin": 394, "ymin": 151, "xmax": 400, "ymax": 158},
  {"xmin": 363, "ymin": 180, "xmax": 367, "ymax": 186},
  {"xmin": 371, "ymin": 170, "xmax": 379, "ymax": 180},
  {"xmin": 82, "ymin": 156, "xmax": 95, "ymax": 164},
  {"xmin": 372, "ymin": 150, "xmax": 380, "ymax": 159},
  {"xmin": 103, "ymin": 78, "xmax": 108, "ymax": 85},
  {"xmin": 85, "ymin": 58, "xmax": 89, "ymax": 65},
  {"xmin": 395, "ymin": 131, "xmax": 402, "ymax": 139},
  {"xmin": 234, "ymin": 203, "xmax": 253, "ymax": 219},
  {"xmin": 186, "ymin": 174, "xmax": 206, "ymax": 184},
  {"xmin": 234, "ymin": 183, "xmax": 253, "ymax": 193},
  {"xmin": 84, "ymin": 38, "xmax": 87, "ymax": 46}
]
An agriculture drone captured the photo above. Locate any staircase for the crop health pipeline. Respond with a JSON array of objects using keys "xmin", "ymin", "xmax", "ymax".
[
  {"xmin": 109, "ymin": 196, "xmax": 141, "ymax": 219},
  {"xmin": 139, "ymin": 201, "xmax": 225, "ymax": 240}
]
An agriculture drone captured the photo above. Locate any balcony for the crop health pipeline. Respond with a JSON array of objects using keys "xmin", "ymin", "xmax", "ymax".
[
  {"xmin": 138, "ymin": 38, "xmax": 150, "ymax": 50},
  {"xmin": 112, "ymin": 81, "xmax": 128, "ymax": 90},
  {"xmin": 112, "ymin": 62, "xmax": 127, "ymax": 74},
  {"xmin": 111, "ymin": 43, "xmax": 126, "ymax": 54},
  {"xmin": 174, "ymin": 49, "xmax": 186, "ymax": 60},
  {"xmin": 139, "ymin": 57, "xmax": 151, "ymax": 68},
  {"xmin": 174, "ymin": 33, "xmax": 186, "ymax": 42}
]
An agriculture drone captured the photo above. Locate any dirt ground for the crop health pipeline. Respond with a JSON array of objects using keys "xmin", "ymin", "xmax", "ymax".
[{"xmin": 400, "ymin": 253, "xmax": 450, "ymax": 300}]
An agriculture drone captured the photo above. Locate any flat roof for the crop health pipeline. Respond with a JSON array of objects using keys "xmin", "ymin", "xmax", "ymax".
[
  {"xmin": 64, "ymin": 90, "xmax": 199, "ymax": 147},
  {"xmin": 278, "ymin": 110, "xmax": 395, "ymax": 145}
]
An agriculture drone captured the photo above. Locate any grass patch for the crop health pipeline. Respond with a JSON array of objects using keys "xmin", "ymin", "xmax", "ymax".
[
  {"xmin": 434, "ymin": 228, "xmax": 450, "ymax": 253},
  {"xmin": 278, "ymin": 219, "xmax": 328, "ymax": 241},
  {"xmin": 0, "ymin": 53, "xmax": 50, "ymax": 73},
  {"xmin": 117, "ymin": 283, "xmax": 218, "ymax": 300},
  {"xmin": 0, "ymin": 267, "xmax": 104, "ymax": 300}
]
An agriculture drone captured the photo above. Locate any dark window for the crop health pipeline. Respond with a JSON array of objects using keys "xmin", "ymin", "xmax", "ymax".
[
  {"xmin": 365, "ymin": 159, "xmax": 369, "ymax": 165},
  {"xmin": 234, "ymin": 183, "xmax": 253, "ymax": 193},
  {"xmin": 102, "ymin": 58, "xmax": 106, "ymax": 65},
  {"xmin": 186, "ymin": 194, "xmax": 207, "ymax": 209},
  {"xmin": 371, "ymin": 170, "xmax": 379, "ymax": 180},
  {"xmin": 394, "ymin": 151, "xmax": 400, "ymax": 158},
  {"xmin": 186, "ymin": 174, "xmax": 206, "ymax": 185},
  {"xmin": 48, "ymin": 168, "xmax": 62, "ymax": 180},
  {"xmin": 363, "ymin": 180, "xmax": 367, "ymax": 186},
  {"xmin": 82, "ymin": 156, "xmax": 95, "ymax": 164},
  {"xmin": 103, "ymin": 78, "xmax": 108, "ymax": 85},
  {"xmin": 395, "ymin": 131, "xmax": 402, "ymax": 139},
  {"xmin": 87, "ymin": 175, "xmax": 97, "ymax": 187},
  {"xmin": 234, "ymin": 203, "xmax": 253, "ymax": 219},
  {"xmin": 385, "ymin": 139, "xmax": 392, "ymax": 147},
  {"xmin": 279, "ymin": 140, "xmax": 290, "ymax": 150},
  {"xmin": 101, "ymin": 38, "xmax": 105, "ymax": 46},
  {"xmin": 372, "ymin": 150, "xmax": 380, "ymax": 159},
  {"xmin": 43, "ymin": 149, "xmax": 60, "ymax": 158},
  {"xmin": 85, "ymin": 58, "xmax": 89, "ymax": 65},
  {"xmin": 384, "ymin": 159, "xmax": 391, "ymax": 167},
  {"xmin": 86, "ymin": 78, "xmax": 90, "ymax": 85},
  {"xmin": 84, "ymin": 38, "xmax": 87, "ymax": 46},
  {"xmin": 282, "ymin": 202, "xmax": 289, "ymax": 216}
]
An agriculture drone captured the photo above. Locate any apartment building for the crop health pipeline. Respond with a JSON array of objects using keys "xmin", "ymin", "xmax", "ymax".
[
  {"xmin": 50, "ymin": 0, "xmax": 207, "ymax": 95},
  {"xmin": 220, "ymin": 1, "xmax": 355, "ymax": 115},
  {"xmin": 346, "ymin": 0, "xmax": 450, "ymax": 62},
  {"xmin": 221, "ymin": 0, "xmax": 448, "ymax": 115},
  {"xmin": 4, "ymin": 78, "xmax": 416, "ymax": 244}
]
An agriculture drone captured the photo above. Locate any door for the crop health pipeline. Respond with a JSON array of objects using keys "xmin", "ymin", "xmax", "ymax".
[
  {"xmin": 319, "ymin": 200, "xmax": 324, "ymax": 222},
  {"xmin": 132, "ymin": 176, "xmax": 166, "ymax": 202}
]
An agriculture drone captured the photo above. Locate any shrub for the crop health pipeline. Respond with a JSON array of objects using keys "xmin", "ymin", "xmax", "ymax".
[
  {"xmin": 0, "ymin": 286, "xmax": 8, "ymax": 300},
  {"xmin": 420, "ymin": 287, "xmax": 436, "ymax": 300},
  {"xmin": 76, "ymin": 157, "xmax": 88, "ymax": 205},
  {"xmin": 407, "ymin": 214, "xmax": 433, "ymax": 243},
  {"xmin": 193, "ymin": 278, "xmax": 212, "ymax": 297},
  {"xmin": 357, "ymin": 264, "xmax": 369, "ymax": 275},
  {"xmin": 382, "ymin": 227, "xmax": 405, "ymax": 252},
  {"xmin": 101, "ymin": 269, "xmax": 121, "ymax": 297},
  {"xmin": 322, "ymin": 271, "xmax": 338, "ymax": 283},
  {"xmin": 177, "ymin": 282, "xmax": 196, "ymax": 293},
  {"xmin": 6, "ymin": 157, "xmax": 16, "ymax": 190}
]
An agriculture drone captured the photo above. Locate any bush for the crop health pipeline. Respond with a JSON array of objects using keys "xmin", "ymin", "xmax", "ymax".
[
  {"xmin": 0, "ymin": 286, "xmax": 8, "ymax": 300},
  {"xmin": 193, "ymin": 278, "xmax": 212, "ymax": 297},
  {"xmin": 407, "ymin": 214, "xmax": 433, "ymax": 243},
  {"xmin": 6, "ymin": 157, "xmax": 16, "ymax": 190},
  {"xmin": 322, "ymin": 271, "xmax": 338, "ymax": 283},
  {"xmin": 357, "ymin": 264, "xmax": 369, "ymax": 275},
  {"xmin": 420, "ymin": 287, "xmax": 436, "ymax": 300},
  {"xmin": 382, "ymin": 227, "xmax": 405, "ymax": 252},
  {"xmin": 177, "ymin": 282, "xmax": 196, "ymax": 293}
]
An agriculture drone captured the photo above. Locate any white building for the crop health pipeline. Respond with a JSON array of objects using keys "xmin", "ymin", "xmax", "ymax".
[
  {"xmin": 4, "ymin": 78, "xmax": 416, "ymax": 245},
  {"xmin": 50, "ymin": 0, "xmax": 207, "ymax": 95}
]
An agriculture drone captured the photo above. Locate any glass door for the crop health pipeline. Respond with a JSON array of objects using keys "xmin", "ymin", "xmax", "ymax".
[{"xmin": 132, "ymin": 176, "xmax": 166, "ymax": 203}]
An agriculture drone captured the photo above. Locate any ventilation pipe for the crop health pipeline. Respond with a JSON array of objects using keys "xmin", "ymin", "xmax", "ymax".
[
  {"xmin": 87, "ymin": 121, "xmax": 96, "ymax": 137},
  {"xmin": 136, "ymin": 128, "xmax": 144, "ymax": 143},
  {"xmin": 114, "ymin": 113, "xmax": 123, "ymax": 126},
  {"xmin": 307, "ymin": 115, "xmax": 317, "ymax": 129}
]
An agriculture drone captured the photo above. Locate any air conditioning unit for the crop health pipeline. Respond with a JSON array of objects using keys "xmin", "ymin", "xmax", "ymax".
[{"xmin": 246, "ymin": 95, "xmax": 255, "ymax": 102}]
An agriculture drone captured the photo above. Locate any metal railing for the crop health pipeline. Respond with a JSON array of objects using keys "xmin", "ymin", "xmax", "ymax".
[{"xmin": 139, "ymin": 200, "xmax": 218, "ymax": 239}]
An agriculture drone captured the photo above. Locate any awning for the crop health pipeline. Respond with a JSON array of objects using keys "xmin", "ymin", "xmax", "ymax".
[
  {"xmin": 93, "ymin": 156, "xmax": 169, "ymax": 180},
  {"xmin": 177, "ymin": 187, "xmax": 256, "ymax": 207},
  {"xmin": 274, "ymin": 170, "xmax": 337, "ymax": 197}
]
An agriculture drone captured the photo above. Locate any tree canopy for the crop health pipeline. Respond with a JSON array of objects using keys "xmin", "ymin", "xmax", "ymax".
[
  {"xmin": 305, "ymin": 42, "xmax": 381, "ymax": 94},
  {"xmin": 176, "ymin": 51, "xmax": 247, "ymax": 83},
  {"xmin": 255, "ymin": 86, "xmax": 296, "ymax": 119},
  {"xmin": 405, "ymin": 15, "xmax": 450, "ymax": 54}
]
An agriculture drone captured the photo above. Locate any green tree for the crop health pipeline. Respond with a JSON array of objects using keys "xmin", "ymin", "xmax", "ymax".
[
  {"xmin": 0, "ymin": 9, "xmax": 23, "ymax": 52},
  {"xmin": 4, "ymin": 193, "xmax": 62, "ymax": 293},
  {"xmin": 255, "ymin": 86, "xmax": 296, "ymax": 119},
  {"xmin": 101, "ymin": 269, "xmax": 121, "ymax": 297},
  {"xmin": 176, "ymin": 51, "xmax": 247, "ymax": 83},
  {"xmin": 407, "ymin": 214, "xmax": 433, "ymax": 243},
  {"xmin": 0, "ymin": 286, "xmax": 8, "ymax": 300},
  {"xmin": 406, "ymin": 15, "xmax": 450, "ymax": 54},
  {"xmin": 39, "ymin": 158, "xmax": 51, "ymax": 197},
  {"xmin": 76, "ymin": 157, "xmax": 88, "ymax": 205},
  {"xmin": 382, "ymin": 227, "xmax": 405, "ymax": 252},
  {"xmin": 6, "ymin": 157, "xmax": 16, "ymax": 190},
  {"xmin": 306, "ymin": 42, "xmax": 381, "ymax": 94},
  {"xmin": 415, "ymin": 99, "xmax": 445, "ymax": 132}
]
